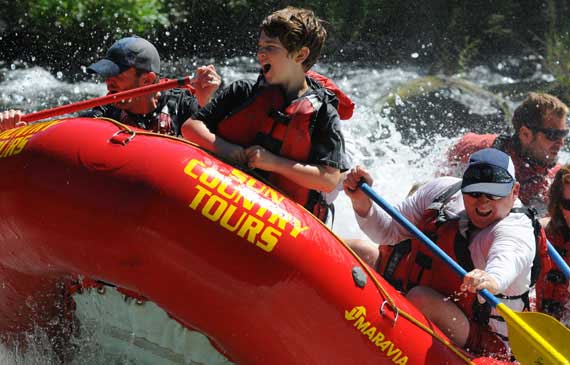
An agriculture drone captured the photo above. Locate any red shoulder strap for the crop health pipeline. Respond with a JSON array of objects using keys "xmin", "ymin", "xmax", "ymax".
[{"xmin": 305, "ymin": 70, "xmax": 355, "ymax": 120}]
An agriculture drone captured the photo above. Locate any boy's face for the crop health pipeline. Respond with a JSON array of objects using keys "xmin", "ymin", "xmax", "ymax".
[{"xmin": 257, "ymin": 31, "xmax": 303, "ymax": 85}]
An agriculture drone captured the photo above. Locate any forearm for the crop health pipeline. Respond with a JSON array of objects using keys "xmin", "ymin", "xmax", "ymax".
[
  {"xmin": 485, "ymin": 251, "xmax": 532, "ymax": 294},
  {"xmin": 181, "ymin": 118, "xmax": 243, "ymax": 161},
  {"xmin": 266, "ymin": 156, "xmax": 340, "ymax": 192},
  {"xmin": 195, "ymin": 92, "xmax": 214, "ymax": 108},
  {"xmin": 351, "ymin": 198, "xmax": 372, "ymax": 218},
  {"xmin": 181, "ymin": 118, "xmax": 216, "ymax": 148},
  {"xmin": 356, "ymin": 204, "xmax": 410, "ymax": 245},
  {"xmin": 355, "ymin": 183, "xmax": 438, "ymax": 245},
  {"xmin": 484, "ymin": 230, "xmax": 535, "ymax": 294}
]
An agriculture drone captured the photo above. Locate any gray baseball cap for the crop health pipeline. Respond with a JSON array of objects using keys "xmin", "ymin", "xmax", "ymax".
[
  {"xmin": 87, "ymin": 36, "xmax": 160, "ymax": 77},
  {"xmin": 461, "ymin": 148, "xmax": 516, "ymax": 197}
]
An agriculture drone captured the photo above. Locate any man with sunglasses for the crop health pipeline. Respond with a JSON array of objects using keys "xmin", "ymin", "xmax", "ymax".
[
  {"xmin": 447, "ymin": 92, "xmax": 568, "ymax": 214},
  {"xmin": 344, "ymin": 148, "xmax": 537, "ymax": 359}
]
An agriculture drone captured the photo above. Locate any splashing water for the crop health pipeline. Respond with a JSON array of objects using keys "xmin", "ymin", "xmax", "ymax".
[{"xmin": 0, "ymin": 57, "xmax": 568, "ymax": 363}]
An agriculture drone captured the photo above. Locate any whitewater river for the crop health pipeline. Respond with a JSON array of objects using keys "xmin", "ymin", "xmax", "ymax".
[{"xmin": 0, "ymin": 57, "xmax": 566, "ymax": 363}]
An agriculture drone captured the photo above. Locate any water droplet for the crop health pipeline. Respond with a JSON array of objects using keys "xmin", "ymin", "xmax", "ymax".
[
  {"xmin": 411, "ymin": 52, "xmax": 419, "ymax": 59},
  {"xmin": 394, "ymin": 94, "xmax": 404, "ymax": 107},
  {"xmin": 56, "ymin": 71, "xmax": 63, "ymax": 79}
]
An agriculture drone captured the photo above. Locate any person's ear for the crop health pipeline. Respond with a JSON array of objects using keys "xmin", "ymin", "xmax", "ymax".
[
  {"xmin": 141, "ymin": 72, "xmax": 157, "ymax": 85},
  {"xmin": 518, "ymin": 126, "xmax": 534, "ymax": 145},
  {"xmin": 294, "ymin": 47, "xmax": 310, "ymax": 65},
  {"xmin": 512, "ymin": 182, "xmax": 520, "ymax": 201}
]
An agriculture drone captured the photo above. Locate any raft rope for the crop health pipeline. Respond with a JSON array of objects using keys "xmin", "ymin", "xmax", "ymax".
[{"xmin": 100, "ymin": 118, "xmax": 475, "ymax": 365}]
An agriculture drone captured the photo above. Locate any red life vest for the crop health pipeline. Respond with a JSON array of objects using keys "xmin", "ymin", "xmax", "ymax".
[
  {"xmin": 541, "ymin": 221, "xmax": 570, "ymax": 318},
  {"xmin": 377, "ymin": 182, "xmax": 480, "ymax": 317},
  {"xmin": 216, "ymin": 76, "xmax": 346, "ymax": 220},
  {"xmin": 305, "ymin": 70, "xmax": 354, "ymax": 120}
]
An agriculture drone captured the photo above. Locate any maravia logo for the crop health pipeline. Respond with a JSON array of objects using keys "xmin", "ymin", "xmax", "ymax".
[{"xmin": 345, "ymin": 306, "xmax": 408, "ymax": 365}]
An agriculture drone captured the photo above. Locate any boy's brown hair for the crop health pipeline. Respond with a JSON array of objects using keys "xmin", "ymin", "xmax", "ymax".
[
  {"xmin": 512, "ymin": 92, "xmax": 568, "ymax": 133},
  {"xmin": 261, "ymin": 7, "xmax": 327, "ymax": 71}
]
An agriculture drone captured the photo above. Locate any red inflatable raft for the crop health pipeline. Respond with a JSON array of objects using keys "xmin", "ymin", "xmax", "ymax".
[{"xmin": 0, "ymin": 118, "xmax": 513, "ymax": 364}]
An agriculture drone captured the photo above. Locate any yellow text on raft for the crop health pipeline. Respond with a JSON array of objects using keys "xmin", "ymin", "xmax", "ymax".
[
  {"xmin": 184, "ymin": 159, "xmax": 310, "ymax": 252},
  {"xmin": 345, "ymin": 306, "xmax": 408, "ymax": 365},
  {"xmin": 0, "ymin": 120, "xmax": 61, "ymax": 159}
]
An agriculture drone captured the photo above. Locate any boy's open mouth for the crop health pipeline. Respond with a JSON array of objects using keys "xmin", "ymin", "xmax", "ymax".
[{"xmin": 262, "ymin": 64, "xmax": 271, "ymax": 73}]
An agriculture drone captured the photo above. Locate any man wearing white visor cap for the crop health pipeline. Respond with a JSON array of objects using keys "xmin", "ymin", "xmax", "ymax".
[{"xmin": 343, "ymin": 148, "xmax": 538, "ymax": 359}]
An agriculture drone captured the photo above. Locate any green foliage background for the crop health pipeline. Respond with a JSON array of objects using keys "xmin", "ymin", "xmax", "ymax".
[{"xmin": 0, "ymin": 0, "xmax": 569, "ymax": 87}]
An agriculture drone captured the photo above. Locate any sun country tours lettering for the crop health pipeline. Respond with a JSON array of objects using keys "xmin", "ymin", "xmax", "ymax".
[
  {"xmin": 0, "ymin": 120, "xmax": 61, "ymax": 158},
  {"xmin": 184, "ymin": 159, "xmax": 310, "ymax": 252},
  {"xmin": 345, "ymin": 306, "xmax": 408, "ymax": 365}
]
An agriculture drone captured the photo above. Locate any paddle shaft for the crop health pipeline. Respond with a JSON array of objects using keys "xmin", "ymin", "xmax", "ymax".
[
  {"xmin": 21, "ymin": 76, "xmax": 192, "ymax": 123},
  {"xmin": 548, "ymin": 240, "xmax": 570, "ymax": 279}
]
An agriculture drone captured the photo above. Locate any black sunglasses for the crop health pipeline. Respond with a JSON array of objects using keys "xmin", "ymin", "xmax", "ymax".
[
  {"xmin": 464, "ymin": 192, "xmax": 504, "ymax": 201},
  {"xmin": 529, "ymin": 127, "xmax": 569, "ymax": 141}
]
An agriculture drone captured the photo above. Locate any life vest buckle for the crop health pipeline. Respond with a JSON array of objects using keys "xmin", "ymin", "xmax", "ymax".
[{"xmin": 268, "ymin": 109, "xmax": 292, "ymax": 124}]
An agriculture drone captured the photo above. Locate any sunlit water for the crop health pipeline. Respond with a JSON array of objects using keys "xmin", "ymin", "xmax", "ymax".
[{"xmin": 1, "ymin": 57, "xmax": 568, "ymax": 363}]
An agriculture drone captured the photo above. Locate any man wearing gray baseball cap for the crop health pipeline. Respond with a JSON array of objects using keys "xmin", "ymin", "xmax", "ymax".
[
  {"xmin": 83, "ymin": 36, "xmax": 221, "ymax": 136},
  {"xmin": 0, "ymin": 36, "xmax": 221, "ymax": 136}
]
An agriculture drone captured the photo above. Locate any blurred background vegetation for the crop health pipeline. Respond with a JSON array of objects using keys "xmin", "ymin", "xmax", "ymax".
[{"xmin": 0, "ymin": 0, "xmax": 569, "ymax": 97}]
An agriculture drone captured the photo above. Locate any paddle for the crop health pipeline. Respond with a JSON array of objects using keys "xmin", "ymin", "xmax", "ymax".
[
  {"xmin": 547, "ymin": 240, "xmax": 570, "ymax": 279},
  {"xmin": 20, "ymin": 76, "xmax": 192, "ymax": 123},
  {"xmin": 358, "ymin": 182, "xmax": 570, "ymax": 365}
]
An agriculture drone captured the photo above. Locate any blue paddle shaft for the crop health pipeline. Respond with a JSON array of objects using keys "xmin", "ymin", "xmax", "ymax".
[
  {"xmin": 359, "ymin": 182, "xmax": 500, "ymax": 307},
  {"xmin": 548, "ymin": 241, "xmax": 570, "ymax": 279}
]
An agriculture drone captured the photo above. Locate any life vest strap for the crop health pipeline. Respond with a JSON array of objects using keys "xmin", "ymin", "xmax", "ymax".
[
  {"xmin": 381, "ymin": 239, "xmax": 412, "ymax": 291},
  {"xmin": 412, "ymin": 251, "xmax": 433, "ymax": 286},
  {"xmin": 510, "ymin": 206, "xmax": 543, "ymax": 287}
]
